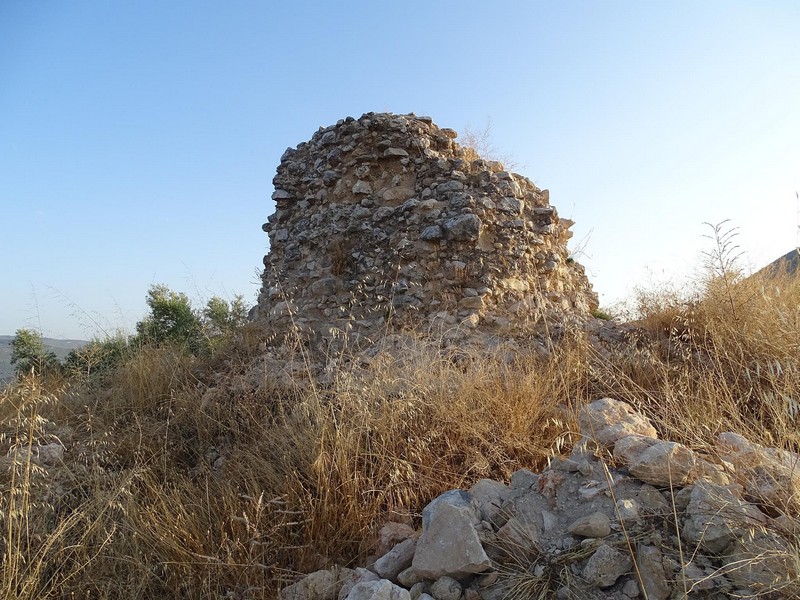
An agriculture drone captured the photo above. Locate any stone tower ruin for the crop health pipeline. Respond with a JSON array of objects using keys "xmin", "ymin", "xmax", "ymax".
[{"xmin": 255, "ymin": 112, "xmax": 597, "ymax": 343}]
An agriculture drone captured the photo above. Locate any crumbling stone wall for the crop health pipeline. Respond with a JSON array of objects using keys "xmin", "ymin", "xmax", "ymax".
[{"xmin": 256, "ymin": 112, "xmax": 598, "ymax": 342}]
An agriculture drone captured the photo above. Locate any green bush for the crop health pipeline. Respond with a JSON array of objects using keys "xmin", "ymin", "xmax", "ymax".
[
  {"xmin": 203, "ymin": 294, "xmax": 248, "ymax": 337},
  {"xmin": 57, "ymin": 286, "xmax": 251, "ymax": 383},
  {"xmin": 131, "ymin": 285, "xmax": 251, "ymax": 356},
  {"xmin": 63, "ymin": 333, "xmax": 131, "ymax": 378},
  {"xmin": 591, "ymin": 308, "xmax": 613, "ymax": 321},
  {"xmin": 10, "ymin": 328, "xmax": 60, "ymax": 377},
  {"xmin": 133, "ymin": 285, "xmax": 207, "ymax": 354}
]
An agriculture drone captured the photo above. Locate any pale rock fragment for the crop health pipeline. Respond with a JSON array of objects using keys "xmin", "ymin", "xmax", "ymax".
[
  {"xmin": 582, "ymin": 544, "xmax": 632, "ymax": 588},
  {"xmin": 682, "ymin": 481, "xmax": 766, "ymax": 553},
  {"xmin": 635, "ymin": 545, "xmax": 671, "ymax": 600},
  {"xmin": 567, "ymin": 512, "xmax": 611, "ymax": 538},
  {"xmin": 280, "ymin": 567, "xmax": 355, "ymax": 600},
  {"xmin": 375, "ymin": 523, "xmax": 416, "ymax": 561},
  {"xmin": 578, "ymin": 398, "xmax": 657, "ymax": 448},
  {"xmin": 429, "ymin": 576, "xmax": 461, "ymax": 600},
  {"xmin": 344, "ymin": 580, "xmax": 410, "ymax": 600},
  {"xmin": 412, "ymin": 491, "xmax": 490, "ymax": 579},
  {"xmin": 374, "ymin": 538, "xmax": 416, "ymax": 582}
]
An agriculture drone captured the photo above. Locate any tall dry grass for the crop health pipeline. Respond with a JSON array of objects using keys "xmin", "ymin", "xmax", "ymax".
[
  {"xmin": 603, "ymin": 266, "xmax": 800, "ymax": 451},
  {"xmin": 1, "ymin": 265, "xmax": 799, "ymax": 598}
]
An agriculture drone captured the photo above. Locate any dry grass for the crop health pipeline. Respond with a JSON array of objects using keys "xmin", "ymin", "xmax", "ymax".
[{"xmin": 1, "ymin": 266, "xmax": 800, "ymax": 598}]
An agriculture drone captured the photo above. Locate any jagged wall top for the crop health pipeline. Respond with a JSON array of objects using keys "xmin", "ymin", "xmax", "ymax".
[{"xmin": 256, "ymin": 112, "xmax": 597, "ymax": 342}]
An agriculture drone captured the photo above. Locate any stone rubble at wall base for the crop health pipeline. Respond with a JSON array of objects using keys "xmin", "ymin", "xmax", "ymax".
[{"xmin": 279, "ymin": 398, "xmax": 799, "ymax": 600}]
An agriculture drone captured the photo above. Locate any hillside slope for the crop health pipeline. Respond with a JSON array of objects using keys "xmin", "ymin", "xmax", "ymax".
[{"xmin": 757, "ymin": 247, "xmax": 799, "ymax": 277}]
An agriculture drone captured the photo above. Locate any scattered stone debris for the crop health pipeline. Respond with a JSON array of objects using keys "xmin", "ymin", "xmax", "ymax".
[{"xmin": 279, "ymin": 398, "xmax": 799, "ymax": 600}]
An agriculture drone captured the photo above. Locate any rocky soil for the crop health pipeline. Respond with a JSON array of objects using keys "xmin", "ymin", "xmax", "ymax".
[{"xmin": 279, "ymin": 399, "xmax": 799, "ymax": 600}]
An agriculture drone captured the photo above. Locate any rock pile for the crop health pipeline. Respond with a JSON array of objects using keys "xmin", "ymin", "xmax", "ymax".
[
  {"xmin": 280, "ymin": 398, "xmax": 799, "ymax": 600},
  {"xmin": 255, "ymin": 112, "xmax": 598, "ymax": 344}
]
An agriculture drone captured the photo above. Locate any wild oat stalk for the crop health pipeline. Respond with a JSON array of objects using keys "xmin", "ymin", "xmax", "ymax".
[{"xmin": 702, "ymin": 219, "xmax": 744, "ymax": 320}]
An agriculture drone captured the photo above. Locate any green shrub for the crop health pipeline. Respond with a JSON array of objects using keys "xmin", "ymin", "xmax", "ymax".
[
  {"xmin": 202, "ymin": 294, "xmax": 248, "ymax": 338},
  {"xmin": 63, "ymin": 333, "xmax": 131, "ymax": 378},
  {"xmin": 133, "ymin": 285, "xmax": 208, "ymax": 354},
  {"xmin": 10, "ymin": 328, "xmax": 60, "ymax": 377},
  {"xmin": 130, "ymin": 285, "xmax": 251, "ymax": 356},
  {"xmin": 590, "ymin": 308, "xmax": 613, "ymax": 321}
]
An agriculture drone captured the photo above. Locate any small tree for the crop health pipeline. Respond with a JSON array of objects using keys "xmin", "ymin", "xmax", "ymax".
[
  {"xmin": 10, "ymin": 328, "xmax": 59, "ymax": 377},
  {"xmin": 134, "ymin": 285, "xmax": 206, "ymax": 353},
  {"xmin": 63, "ymin": 334, "xmax": 130, "ymax": 378},
  {"xmin": 203, "ymin": 295, "xmax": 248, "ymax": 337}
]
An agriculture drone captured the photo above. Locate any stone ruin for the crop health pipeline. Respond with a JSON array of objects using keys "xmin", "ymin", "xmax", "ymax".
[
  {"xmin": 280, "ymin": 398, "xmax": 800, "ymax": 600},
  {"xmin": 255, "ymin": 112, "xmax": 598, "ymax": 345}
]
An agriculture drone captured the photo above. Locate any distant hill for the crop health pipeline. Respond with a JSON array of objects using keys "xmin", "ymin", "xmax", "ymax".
[
  {"xmin": 0, "ymin": 335, "xmax": 88, "ymax": 384},
  {"xmin": 756, "ymin": 248, "xmax": 799, "ymax": 278}
]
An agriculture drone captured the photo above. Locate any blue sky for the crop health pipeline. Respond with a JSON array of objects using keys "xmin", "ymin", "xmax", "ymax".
[{"xmin": 2, "ymin": 1, "xmax": 799, "ymax": 339}]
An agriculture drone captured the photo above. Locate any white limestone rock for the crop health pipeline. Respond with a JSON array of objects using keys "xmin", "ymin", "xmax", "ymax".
[
  {"xmin": 582, "ymin": 544, "xmax": 632, "ymax": 588},
  {"xmin": 682, "ymin": 481, "xmax": 766, "ymax": 554},
  {"xmin": 412, "ymin": 491, "xmax": 491, "ymax": 579},
  {"xmin": 374, "ymin": 538, "xmax": 416, "ymax": 582},
  {"xmin": 567, "ymin": 511, "xmax": 611, "ymax": 538},
  {"xmin": 344, "ymin": 580, "xmax": 410, "ymax": 600},
  {"xmin": 578, "ymin": 398, "xmax": 658, "ymax": 448},
  {"xmin": 281, "ymin": 568, "xmax": 355, "ymax": 600}
]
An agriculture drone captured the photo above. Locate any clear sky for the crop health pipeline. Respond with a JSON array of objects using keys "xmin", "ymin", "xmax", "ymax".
[{"xmin": 3, "ymin": 1, "xmax": 799, "ymax": 339}]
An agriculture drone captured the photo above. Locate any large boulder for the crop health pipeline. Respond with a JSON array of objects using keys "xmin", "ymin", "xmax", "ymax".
[{"xmin": 412, "ymin": 491, "xmax": 491, "ymax": 579}]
